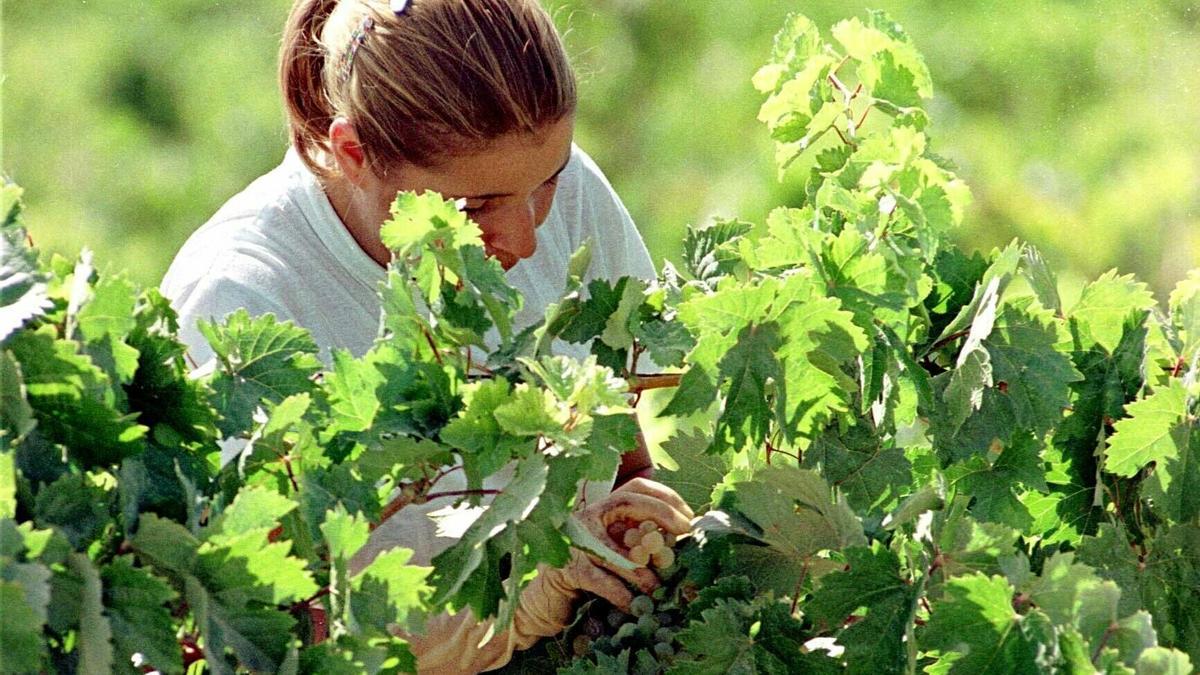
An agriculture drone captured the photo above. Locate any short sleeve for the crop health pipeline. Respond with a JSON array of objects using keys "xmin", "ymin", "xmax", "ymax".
[
  {"xmin": 162, "ymin": 264, "xmax": 296, "ymax": 370},
  {"xmin": 570, "ymin": 147, "xmax": 658, "ymax": 284}
]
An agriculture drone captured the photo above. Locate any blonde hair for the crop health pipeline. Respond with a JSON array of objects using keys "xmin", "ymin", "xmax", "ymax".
[{"xmin": 280, "ymin": 0, "xmax": 577, "ymax": 178}]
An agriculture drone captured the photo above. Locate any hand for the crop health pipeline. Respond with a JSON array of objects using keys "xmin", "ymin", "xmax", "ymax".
[
  {"xmin": 574, "ymin": 477, "xmax": 695, "ymax": 605},
  {"xmin": 405, "ymin": 478, "xmax": 694, "ymax": 673}
]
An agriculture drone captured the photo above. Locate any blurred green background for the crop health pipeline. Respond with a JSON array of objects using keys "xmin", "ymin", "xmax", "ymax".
[{"xmin": 4, "ymin": 0, "xmax": 1200, "ymax": 296}]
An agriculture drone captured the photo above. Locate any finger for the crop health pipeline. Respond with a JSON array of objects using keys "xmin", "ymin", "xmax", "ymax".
[
  {"xmin": 600, "ymin": 491, "xmax": 692, "ymax": 536},
  {"xmin": 593, "ymin": 557, "xmax": 659, "ymax": 597},
  {"xmin": 613, "ymin": 478, "xmax": 695, "ymax": 520},
  {"xmin": 571, "ymin": 564, "xmax": 635, "ymax": 612}
]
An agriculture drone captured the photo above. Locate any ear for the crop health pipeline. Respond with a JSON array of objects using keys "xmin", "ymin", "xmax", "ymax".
[{"xmin": 329, "ymin": 117, "xmax": 370, "ymax": 185}]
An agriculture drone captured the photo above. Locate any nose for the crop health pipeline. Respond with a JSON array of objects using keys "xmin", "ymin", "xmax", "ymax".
[{"xmin": 485, "ymin": 200, "xmax": 539, "ymax": 266}]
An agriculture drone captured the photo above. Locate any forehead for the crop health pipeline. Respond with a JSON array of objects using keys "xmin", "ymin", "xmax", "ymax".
[{"xmin": 390, "ymin": 116, "xmax": 574, "ymax": 199}]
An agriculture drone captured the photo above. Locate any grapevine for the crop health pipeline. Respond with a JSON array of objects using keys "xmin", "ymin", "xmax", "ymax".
[{"xmin": 2, "ymin": 9, "xmax": 1199, "ymax": 675}]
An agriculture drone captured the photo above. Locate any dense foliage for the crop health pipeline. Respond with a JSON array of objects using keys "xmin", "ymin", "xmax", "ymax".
[{"xmin": 3, "ymin": 10, "xmax": 1200, "ymax": 675}]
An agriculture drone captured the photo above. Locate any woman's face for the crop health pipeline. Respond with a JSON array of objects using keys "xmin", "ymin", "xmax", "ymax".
[{"xmin": 379, "ymin": 115, "xmax": 575, "ymax": 270}]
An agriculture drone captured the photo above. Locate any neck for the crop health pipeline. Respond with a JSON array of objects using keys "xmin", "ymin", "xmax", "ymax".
[{"xmin": 321, "ymin": 176, "xmax": 391, "ymax": 268}]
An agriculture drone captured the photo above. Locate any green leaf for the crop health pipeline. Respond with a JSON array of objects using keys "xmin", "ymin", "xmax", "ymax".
[
  {"xmin": 656, "ymin": 429, "xmax": 731, "ymax": 511},
  {"xmin": 380, "ymin": 191, "xmax": 481, "ymax": 256},
  {"xmin": 807, "ymin": 545, "xmax": 917, "ymax": 672},
  {"xmin": 34, "ymin": 472, "xmax": 111, "ymax": 548},
  {"xmin": 920, "ymin": 574, "xmax": 1041, "ymax": 674},
  {"xmin": 198, "ymin": 309, "xmax": 321, "ymax": 438},
  {"xmin": 75, "ymin": 272, "xmax": 141, "ymax": 385},
  {"xmin": 831, "ymin": 13, "xmax": 932, "ymax": 99},
  {"xmin": 1105, "ymin": 381, "xmax": 1185, "ymax": 478},
  {"xmin": 945, "ymin": 432, "xmax": 1046, "ymax": 532},
  {"xmin": 0, "ymin": 575, "xmax": 47, "ymax": 673},
  {"xmin": 1078, "ymin": 524, "xmax": 1200, "ymax": 659},
  {"xmin": 0, "ymin": 350, "xmax": 35, "ymax": 447},
  {"xmin": 7, "ymin": 326, "xmax": 147, "ymax": 467},
  {"xmin": 429, "ymin": 453, "xmax": 549, "ymax": 614},
  {"xmin": 493, "ymin": 383, "xmax": 570, "ymax": 439},
  {"xmin": 713, "ymin": 322, "xmax": 783, "ymax": 453},
  {"xmin": 1168, "ymin": 270, "xmax": 1200, "ymax": 356},
  {"xmin": 353, "ymin": 547, "xmax": 430, "ymax": 633},
  {"xmin": 658, "ymin": 364, "xmax": 719, "ymax": 419},
  {"xmin": 934, "ymin": 501, "xmax": 1021, "ymax": 580},
  {"xmin": 102, "ymin": 557, "xmax": 182, "ymax": 675},
  {"xmin": 599, "ymin": 277, "xmax": 645, "ymax": 351},
  {"xmin": 633, "ymin": 318, "xmax": 695, "ymax": 369},
  {"xmin": 933, "ymin": 302, "xmax": 1081, "ymax": 462},
  {"xmin": 811, "ymin": 542, "xmax": 921, "ymax": 667},
  {"xmin": 439, "ymin": 379, "xmax": 525, "ymax": 491},
  {"xmin": 559, "ymin": 277, "xmax": 634, "ymax": 346},
  {"xmin": 67, "ymin": 552, "xmax": 114, "ymax": 675},
  {"xmin": 1136, "ymin": 647, "xmax": 1194, "ymax": 675},
  {"xmin": 1105, "ymin": 379, "xmax": 1200, "ymax": 521},
  {"xmin": 324, "ymin": 347, "xmax": 384, "ymax": 434},
  {"xmin": 774, "ymin": 291, "xmax": 867, "ymax": 447},
  {"xmin": 130, "ymin": 513, "xmax": 199, "ymax": 574},
  {"xmin": 184, "ymin": 573, "xmax": 295, "ymax": 675},
  {"xmin": 124, "ymin": 289, "xmax": 219, "ymax": 445},
  {"xmin": 206, "ymin": 485, "xmax": 296, "ymax": 540},
  {"xmin": 669, "ymin": 602, "xmax": 758, "ymax": 674},
  {"xmin": 682, "ymin": 219, "xmax": 753, "ymax": 283},
  {"xmin": 0, "ymin": 191, "xmax": 52, "ymax": 344},
  {"xmin": 724, "ymin": 466, "xmax": 865, "ymax": 593},
  {"xmin": 0, "ymin": 453, "xmax": 14, "ymax": 520},
  {"xmin": 805, "ymin": 422, "xmax": 911, "ymax": 514},
  {"xmin": 300, "ymin": 635, "xmax": 416, "ymax": 675},
  {"xmin": 1069, "ymin": 270, "xmax": 1156, "ymax": 353}
]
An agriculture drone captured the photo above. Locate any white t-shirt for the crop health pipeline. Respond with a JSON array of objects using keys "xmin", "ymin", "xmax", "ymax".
[{"xmin": 161, "ymin": 145, "xmax": 656, "ymax": 565}]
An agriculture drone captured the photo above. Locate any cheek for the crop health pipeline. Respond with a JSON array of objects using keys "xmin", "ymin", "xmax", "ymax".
[{"xmin": 533, "ymin": 183, "xmax": 558, "ymax": 225}]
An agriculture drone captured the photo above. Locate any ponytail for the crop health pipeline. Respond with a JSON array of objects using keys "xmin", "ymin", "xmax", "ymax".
[
  {"xmin": 279, "ymin": 0, "xmax": 577, "ymax": 178},
  {"xmin": 279, "ymin": 0, "xmax": 340, "ymax": 178}
]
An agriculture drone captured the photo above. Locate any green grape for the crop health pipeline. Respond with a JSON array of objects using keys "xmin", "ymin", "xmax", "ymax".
[
  {"xmin": 592, "ymin": 636, "xmax": 615, "ymax": 654},
  {"xmin": 653, "ymin": 642, "xmax": 675, "ymax": 659},
  {"xmin": 630, "ymin": 595, "xmax": 654, "ymax": 617},
  {"xmin": 615, "ymin": 623, "xmax": 637, "ymax": 642},
  {"xmin": 651, "ymin": 586, "xmax": 667, "ymax": 602},
  {"xmin": 606, "ymin": 610, "xmax": 627, "ymax": 629},
  {"xmin": 654, "ymin": 627, "xmax": 674, "ymax": 644},
  {"xmin": 572, "ymin": 634, "xmax": 593, "ymax": 657},
  {"xmin": 636, "ymin": 613, "xmax": 660, "ymax": 635}
]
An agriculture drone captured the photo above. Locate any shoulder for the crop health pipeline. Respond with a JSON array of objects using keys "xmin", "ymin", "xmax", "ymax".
[
  {"xmin": 557, "ymin": 144, "xmax": 620, "ymax": 206},
  {"xmin": 161, "ymin": 156, "xmax": 316, "ymax": 303},
  {"xmin": 552, "ymin": 144, "xmax": 656, "ymax": 282}
]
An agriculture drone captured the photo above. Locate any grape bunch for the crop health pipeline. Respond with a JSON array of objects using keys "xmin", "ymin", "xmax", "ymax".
[
  {"xmin": 499, "ymin": 521, "xmax": 692, "ymax": 673},
  {"xmin": 609, "ymin": 520, "xmax": 677, "ymax": 570},
  {"xmin": 568, "ymin": 587, "xmax": 685, "ymax": 671}
]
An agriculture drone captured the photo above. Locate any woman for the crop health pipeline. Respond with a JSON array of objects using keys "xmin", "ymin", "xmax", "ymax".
[{"xmin": 160, "ymin": 0, "xmax": 691, "ymax": 671}]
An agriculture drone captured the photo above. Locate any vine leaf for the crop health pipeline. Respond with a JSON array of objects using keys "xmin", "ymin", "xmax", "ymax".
[
  {"xmin": 919, "ymin": 573, "xmax": 1042, "ymax": 673},
  {"xmin": 806, "ymin": 545, "xmax": 917, "ymax": 672},
  {"xmin": 198, "ymin": 309, "xmax": 322, "ymax": 438}
]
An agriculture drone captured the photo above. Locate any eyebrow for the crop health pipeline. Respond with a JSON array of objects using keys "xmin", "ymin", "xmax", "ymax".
[{"xmin": 458, "ymin": 152, "xmax": 572, "ymax": 201}]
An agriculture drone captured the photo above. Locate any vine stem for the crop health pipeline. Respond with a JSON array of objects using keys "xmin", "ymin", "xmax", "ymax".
[
  {"xmin": 626, "ymin": 373, "xmax": 682, "ymax": 393},
  {"xmin": 905, "ymin": 563, "xmax": 931, "ymax": 675},
  {"xmin": 789, "ymin": 560, "xmax": 811, "ymax": 615},
  {"xmin": 280, "ymin": 451, "xmax": 300, "ymax": 493},
  {"xmin": 923, "ymin": 328, "xmax": 971, "ymax": 357},
  {"xmin": 425, "ymin": 488, "xmax": 502, "ymax": 501},
  {"xmin": 1091, "ymin": 621, "xmax": 1120, "ymax": 664},
  {"xmin": 420, "ymin": 325, "xmax": 444, "ymax": 366}
]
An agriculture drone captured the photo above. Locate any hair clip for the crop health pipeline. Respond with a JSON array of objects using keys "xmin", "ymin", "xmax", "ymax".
[
  {"xmin": 391, "ymin": 0, "xmax": 410, "ymax": 15},
  {"xmin": 337, "ymin": 15, "xmax": 376, "ymax": 84}
]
